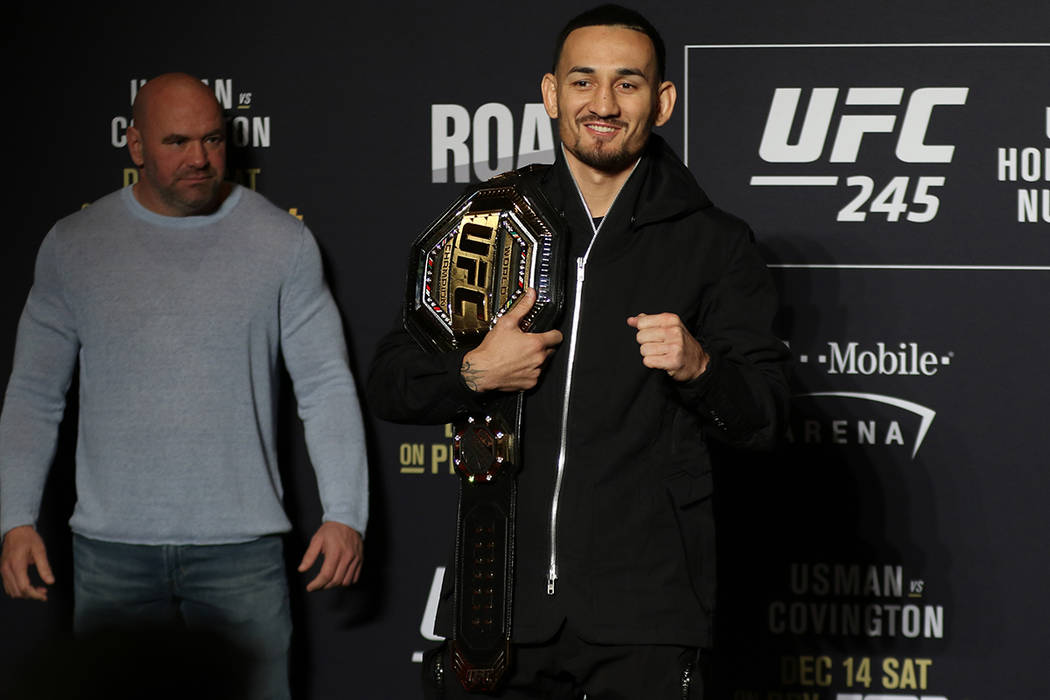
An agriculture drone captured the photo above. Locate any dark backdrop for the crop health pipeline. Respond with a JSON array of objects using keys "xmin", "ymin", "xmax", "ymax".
[{"xmin": 4, "ymin": 2, "xmax": 1048, "ymax": 698}]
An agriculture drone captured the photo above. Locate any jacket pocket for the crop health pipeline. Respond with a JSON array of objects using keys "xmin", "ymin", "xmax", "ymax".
[
  {"xmin": 665, "ymin": 470, "xmax": 713, "ymax": 508},
  {"xmin": 664, "ymin": 470, "xmax": 716, "ymax": 613},
  {"xmin": 670, "ymin": 406, "xmax": 710, "ymax": 478}
]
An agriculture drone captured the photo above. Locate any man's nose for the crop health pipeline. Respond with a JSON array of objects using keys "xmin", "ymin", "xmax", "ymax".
[
  {"xmin": 589, "ymin": 84, "xmax": 620, "ymax": 117},
  {"xmin": 186, "ymin": 140, "xmax": 208, "ymax": 167}
]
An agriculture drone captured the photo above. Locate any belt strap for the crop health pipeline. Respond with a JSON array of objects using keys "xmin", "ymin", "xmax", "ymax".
[{"xmin": 448, "ymin": 394, "xmax": 521, "ymax": 691}]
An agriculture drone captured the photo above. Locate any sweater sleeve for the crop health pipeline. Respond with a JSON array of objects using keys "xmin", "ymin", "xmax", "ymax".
[
  {"xmin": 279, "ymin": 227, "xmax": 369, "ymax": 535},
  {"xmin": 0, "ymin": 229, "xmax": 80, "ymax": 538},
  {"xmin": 676, "ymin": 225, "xmax": 791, "ymax": 450}
]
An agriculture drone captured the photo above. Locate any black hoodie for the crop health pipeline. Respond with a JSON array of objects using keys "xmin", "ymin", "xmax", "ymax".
[{"xmin": 368, "ymin": 134, "xmax": 790, "ymax": 646}]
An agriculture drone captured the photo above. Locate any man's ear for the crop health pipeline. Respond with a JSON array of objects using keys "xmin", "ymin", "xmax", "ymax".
[
  {"xmin": 127, "ymin": 125, "xmax": 144, "ymax": 167},
  {"xmin": 541, "ymin": 73, "xmax": 559, "ymax": 119},
  {"xmin": 653, "ymin": 80, "xmax": 677, "ymax": 127}
]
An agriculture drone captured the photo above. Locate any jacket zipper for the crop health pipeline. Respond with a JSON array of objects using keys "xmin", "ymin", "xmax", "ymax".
[
  {"xmin": 546, "ymin": 157, "xmax": 640, "ymax": 597},
  {"xmin": 547, "ymin": 255, "xmax": 587, "ymax": 595}
]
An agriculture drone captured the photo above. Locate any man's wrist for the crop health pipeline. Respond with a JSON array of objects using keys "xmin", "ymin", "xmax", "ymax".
[
  {"xmin": 460, "ymin": 351, "xmax": 485, "ymax": 392},
  {"xmin": 691, "ymin": 348, "xmax": 711, "ymax": 380}
]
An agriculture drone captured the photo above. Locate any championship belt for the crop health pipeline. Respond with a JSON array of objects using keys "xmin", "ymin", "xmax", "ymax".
[{"xmin": 404, "ymin": 166, "xmax": 565, "ymax": 692}]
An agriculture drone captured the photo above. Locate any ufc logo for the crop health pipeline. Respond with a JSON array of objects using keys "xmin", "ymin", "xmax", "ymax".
[
  {"xmin": 452, "ymin": 214, "xmax": 499, "ymax": 327},
  {"xmin": 759, "ymin": 87, "xmax": 968, "ymax": 163}
]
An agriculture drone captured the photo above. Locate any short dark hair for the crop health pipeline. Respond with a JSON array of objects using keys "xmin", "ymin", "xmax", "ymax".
[{"xmin": 552, "ymin": 4, "xmax": 666, "ymax": 82}]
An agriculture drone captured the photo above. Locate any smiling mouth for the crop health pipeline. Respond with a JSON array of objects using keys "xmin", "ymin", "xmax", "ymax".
[{"xmin": 580, "ymin": 118, "xmax": 626, "ymax": 136}]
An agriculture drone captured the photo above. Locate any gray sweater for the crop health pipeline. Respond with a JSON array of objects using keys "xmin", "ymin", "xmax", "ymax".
[{"xmin": 0, "ymin": 185, "xmax": 368, "ymax": 544}]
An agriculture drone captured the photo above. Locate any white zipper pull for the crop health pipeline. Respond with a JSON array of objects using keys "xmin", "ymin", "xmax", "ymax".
[{"xmin": 547, "ymin": 567, "xmax": 557, "ymax": 596}]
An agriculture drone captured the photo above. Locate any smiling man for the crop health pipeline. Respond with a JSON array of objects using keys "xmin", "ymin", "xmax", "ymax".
[
  {"xmin": 0, "ymin": 73, "xmax": 368, "ymax": 700},
  {"xmin": 541, "ymin": 21, "xmax": 676, "ymax": 215},
  {"xmin": 369, "ymin": 5, "xmax": 789, "ymax": 698}
]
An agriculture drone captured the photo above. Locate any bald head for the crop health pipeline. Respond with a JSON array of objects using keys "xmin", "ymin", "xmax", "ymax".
[{"xmin": 132, "ymin": 73, "xmax": 222, "ymax": 135}]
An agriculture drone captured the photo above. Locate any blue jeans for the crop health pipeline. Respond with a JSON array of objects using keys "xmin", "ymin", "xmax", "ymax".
[{"xmin": 72, "ymin": 533, "xmax": 292, "ymax": 700}]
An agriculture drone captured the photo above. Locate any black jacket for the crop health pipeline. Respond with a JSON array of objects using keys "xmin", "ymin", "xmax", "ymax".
[{"xmin": 367, "ymin": 135, "xmax": 789, "ymax": 647}]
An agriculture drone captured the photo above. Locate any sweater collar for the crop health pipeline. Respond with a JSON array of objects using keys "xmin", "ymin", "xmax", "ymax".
[{"xmin": 121, "ymin": 182, "xmax": 243, "ymax": 229}]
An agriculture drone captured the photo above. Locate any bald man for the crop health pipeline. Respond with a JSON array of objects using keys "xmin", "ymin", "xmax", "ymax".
[{"xmin": 0, "ymin": 73, "xmax": 368, "ymax": 700}]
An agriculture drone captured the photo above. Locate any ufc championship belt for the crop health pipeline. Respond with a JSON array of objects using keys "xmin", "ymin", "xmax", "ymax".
[{"xmin": 404, "ymin": 166, "xmax": 565, "ymax": 691}]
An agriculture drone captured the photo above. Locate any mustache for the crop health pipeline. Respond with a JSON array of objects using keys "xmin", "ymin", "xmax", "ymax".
[
  {"xmin": 576, "ymin": 116, "xmax": 628, "ymax": 129},
  {"xmin": 176, "ymin": 166, "xmax": 217, "ymax": 177}
]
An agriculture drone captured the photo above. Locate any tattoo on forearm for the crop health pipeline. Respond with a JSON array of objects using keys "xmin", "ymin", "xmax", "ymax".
[{"xmin": 461, "ymin": 359, "xmax": 483, "ymax": 392}]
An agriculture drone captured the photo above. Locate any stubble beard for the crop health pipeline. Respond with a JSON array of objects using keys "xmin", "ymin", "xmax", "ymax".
[
  {"xmin": 147, "ymin": 163, "xmax": 225, "ymax": 216},
  {"xmin": 564, "ymin": 114, "xmax": 656, "ymax": 175},
  {"xmin": 568, "ymin": 137, "xmax": 641, "ymax": 174}
]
